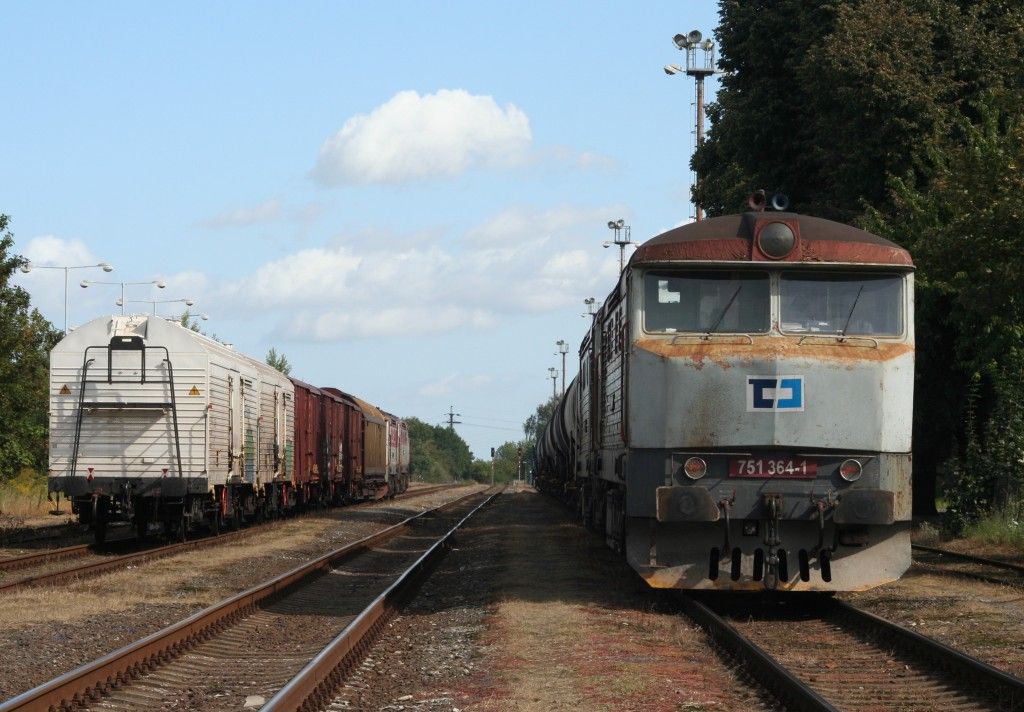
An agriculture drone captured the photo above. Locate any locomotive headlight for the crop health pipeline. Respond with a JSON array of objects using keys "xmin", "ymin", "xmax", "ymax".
[
  {"xmin": 683, "ymin": 457, "xmax": 707, "ymax": 480},
  {"xmin": 756, "ymin": 222, "xmax": 796, "ymax": 259},
  {"xmin": 839, "ymin": 459, "xmax": 863, "ymax": 482}
]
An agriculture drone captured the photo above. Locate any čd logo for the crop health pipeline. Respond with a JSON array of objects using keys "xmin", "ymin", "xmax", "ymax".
[{"xmin": 746, "ymin": 376, "xmax": 804, "ymax": 412}]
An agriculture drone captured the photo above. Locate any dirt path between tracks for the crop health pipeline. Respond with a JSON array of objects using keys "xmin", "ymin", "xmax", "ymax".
[{"xmin": 339, "ymin": 486, "xmax": 767, "ymax": 712}]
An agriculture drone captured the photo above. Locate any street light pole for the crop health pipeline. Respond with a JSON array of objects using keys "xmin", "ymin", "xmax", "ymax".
[
  {"xmin": 548, "ymin": 367, "xmax": 558, "ymax": 399},
  {"xmin": 19, "ymin": 261, "xmax": 113, "ymax": 333},
  {"xmin": 556, "ymin": 339, "xmax": 569, "ymax": 394},
  {"xmin": 118, "ymin": 297, "xmax": 196, "ymax": 316},
  {"xmin": 81, "ymin": 279, "xmax": 166, "ymax": 315}
]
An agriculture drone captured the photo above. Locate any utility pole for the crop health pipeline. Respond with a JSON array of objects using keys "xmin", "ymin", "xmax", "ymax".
[
  {"xmin": 445, "ymin": 405, "xmax": 461, "ymax": 430},
  {"xmin": 665, "ymin": 30, "xmax": 717, "ymax": 223},
  {"xmin": 490, "ymin": 446, "xmax": 495, "ymax": 486}
]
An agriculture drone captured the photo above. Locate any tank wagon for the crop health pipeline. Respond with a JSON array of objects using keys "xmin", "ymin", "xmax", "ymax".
[
  {"xmin": 537, "ymin": 209, "xmax": 914, "ymax": 591},
  {"xmin": 49, "ymin": 315, "xmax": 411, "ymax": 542}
]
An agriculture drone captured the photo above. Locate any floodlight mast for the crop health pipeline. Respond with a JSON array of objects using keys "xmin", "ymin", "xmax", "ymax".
[{"xmin": 666, "ymin": 29, "xmax": 718, "ymax": 223}]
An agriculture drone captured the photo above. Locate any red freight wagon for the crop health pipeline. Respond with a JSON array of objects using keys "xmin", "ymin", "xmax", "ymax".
[
  {"xmin": 322, "ymin": 388, "xmax": 364, "ymax": 502},
  {"xmin": 381, "ymin": 410, "xmax": 410, "ymax": 495},
  {"xmin": 289, "ymin": 378, "xmax": 324, "ymax": 506},
  {"xmin": 319, "ymin": 388, "xmax": 346, "ymax": 504}
]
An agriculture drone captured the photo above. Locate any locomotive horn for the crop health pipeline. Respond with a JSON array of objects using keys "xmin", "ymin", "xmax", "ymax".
[
  {"xmin": 748, "ymin": 189, "xmax": 767, "ymax": 212},
  {"xmin": 771, "ymin": 193, "xmax": 790, "ymax": 211}
]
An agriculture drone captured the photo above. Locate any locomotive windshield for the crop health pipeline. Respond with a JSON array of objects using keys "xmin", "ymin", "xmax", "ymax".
[
  {"xmin": 779, "ymin": 272, "xmax": 903, "ymax": 335},
  {"xmin": 644, "ymin": 271, "xmax": 770, "ymax": 334}
]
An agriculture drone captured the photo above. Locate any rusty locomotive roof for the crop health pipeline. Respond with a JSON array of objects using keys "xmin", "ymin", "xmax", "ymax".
[{"xmin": 630, "ymin": 212, "xmax": 914, "ymax": 267}]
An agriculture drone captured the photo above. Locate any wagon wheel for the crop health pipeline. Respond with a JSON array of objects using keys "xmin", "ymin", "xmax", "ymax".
[
  {"xmin": 93, "ymin": 496, "xmax": 109, "ymax": 546},
  {"xmin": 135, "ymin": 512, "xmax": 150, "ymax": 540},
  {"xmin": 229, "ymin": 503, "xmax": 241, "ymax": 531}
]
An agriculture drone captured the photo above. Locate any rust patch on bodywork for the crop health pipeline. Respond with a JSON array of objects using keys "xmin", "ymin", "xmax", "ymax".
[{"xmin": 635, "ymin": 336, "xmax": 913, "ymax": 369}]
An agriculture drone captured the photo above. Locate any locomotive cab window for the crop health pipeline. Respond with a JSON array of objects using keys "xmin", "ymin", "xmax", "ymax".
[
  {"xmin": 779, "ymin": 272, "xmax": 903, "ymax": 336},
  {"xmin": 644, "ymin": 271, "xmax": 770, "ymax": 334}
]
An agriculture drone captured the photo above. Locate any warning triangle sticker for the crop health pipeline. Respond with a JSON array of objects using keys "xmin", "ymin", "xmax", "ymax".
[
  {"xmin": 59, "ymin": 384, "xmax": 71, "ymax": 395},
  {"xmin": 188, "ymin": 386, "xmax": 201, "ymax": 396}
]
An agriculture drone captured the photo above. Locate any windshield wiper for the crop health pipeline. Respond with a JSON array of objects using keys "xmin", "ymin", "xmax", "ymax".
[
  {"xmin": 704, "ymin": 285, "xmax": 743, "ymax": 337},
  {"xmin": 839, "ymin": 285, "xmax": 865, "ymax": 337}
]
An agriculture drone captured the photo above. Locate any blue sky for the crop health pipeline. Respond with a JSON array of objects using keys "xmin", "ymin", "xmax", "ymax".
[{"xmin": 3, "ymin": 1, "xmax": 721, "ymax": 458}]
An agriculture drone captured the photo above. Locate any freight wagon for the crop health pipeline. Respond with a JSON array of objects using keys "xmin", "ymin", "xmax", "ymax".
[{"xmin": 48, "ymin": 314, "xmax": 411, "ymax": 542}]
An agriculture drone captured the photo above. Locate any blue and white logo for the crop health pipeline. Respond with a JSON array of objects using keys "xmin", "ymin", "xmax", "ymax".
[{"xmin": 746, "ymin": 376, "xmax": 804, "ymax": 412}]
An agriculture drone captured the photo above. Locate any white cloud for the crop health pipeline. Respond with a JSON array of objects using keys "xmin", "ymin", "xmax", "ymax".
[
  {"xmin": 198, "ymin": 199, "xmax": 282, "ymax": 228},
  {"xmin": 197, "ymin": 199, "xmax": 326, "ymax": 232},
  {"xmin": 464, "ymin": 204, "xmax": 617, "ymax": 246},
  {"xmin": 13, "ymin": 236, "xmax": 114, "ymax": 330},
  {"xmin": 280, "ymin": 306, "xmax": 495, "ymax": 341},
  {"xmin": 311, "ymin": 89, "xmax": 533, "ymax": 185},
  {"xmin": 417, "ymin": 372, "xmax": 496, "ymax": 398},
  {"xmin": 22, "ymin": 235, "xmax": 97, "ymax": 267},
  {"xmin": 211, "ymin": 202, "xmax": 623, "ymax": 342}
]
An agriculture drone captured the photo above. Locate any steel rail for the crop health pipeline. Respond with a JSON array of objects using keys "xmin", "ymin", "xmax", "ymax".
[
  {"xmin": 0, "ymin": 543, "xmax": 91, "ymax": 573},
  {"xmin": 0, "ymin": 483, "xmax": 461, "ymax": 594},
  {"xmin": 912, "ymin": 543, "xmax": 1024, "ymax": 575},
  {"xmin": 833, "ymin": 599, "xmax": 1024, "ymax": 702},
  {"xmin": 0, "ymin": 488, "xmax": 484, "ymax": 712},
  {"xmin": 263, "ymin": 488, "xmax": 502, "ymax": 711},
  {"xmin": 679, "ymin": 594, "xmax": 839, "ymax": 712}
]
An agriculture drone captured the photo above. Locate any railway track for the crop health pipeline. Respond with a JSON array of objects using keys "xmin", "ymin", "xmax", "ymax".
[
  {"xmin": 0, "ymin": 483, "xmax": 460, "ymax": 595},
  {"xmin": 0, "ymin": 486, "xmax": 500, "ymax": 712},
  {"xmin": 682, "ymin": 593, "xmax": 1024, "ymax": 712},
  {"xmin": 912, "ymin": 544, "xmax": 1024, "ymax": 587}
]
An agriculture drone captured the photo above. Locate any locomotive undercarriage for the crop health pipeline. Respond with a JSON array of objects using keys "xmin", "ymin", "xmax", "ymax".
[
  {"xmin": 575, "ymin": 448, "xmax": 912, "ymax": 591},
  {"xmin": 628, "ymin": 519, "xmax": 912, "ymax": 591}
]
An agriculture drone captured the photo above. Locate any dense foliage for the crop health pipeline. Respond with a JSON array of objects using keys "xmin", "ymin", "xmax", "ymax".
[
  {"xmin": 406, "ymin": 417, "xmax": 476, "ymax": 482},
  {"xmin": 0, "ymin": 215, "xmax": 62, "ymax": 481},
  {"xmin": 695, "ymin": 1, "xmax": 1024, "ymax": 523}
]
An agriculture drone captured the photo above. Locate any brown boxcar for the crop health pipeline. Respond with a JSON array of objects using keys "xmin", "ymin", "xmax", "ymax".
[
  {"xmin": 290, "ymin": 378, "xmax": 324, "ymax": 505},
  {"xmin": 319, "ymin": 388, "xmax": 345, "ymax": 503},
  {"xmin": 322, "ymin": 387, "xmax": 365, "ymax": 501}
]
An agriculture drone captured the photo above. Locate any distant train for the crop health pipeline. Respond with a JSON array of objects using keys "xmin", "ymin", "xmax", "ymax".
[
  {"xmin": 48, "ymin": 315, "xmax": 409, "ymax": 542},
  {"xmin": 536, "ymin": 205, "xmax": 914, "ymax": 591}
]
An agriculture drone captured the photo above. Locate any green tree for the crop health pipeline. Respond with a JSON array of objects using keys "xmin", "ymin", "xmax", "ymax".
[
  {"xmin": 0, "ymin": 215, "xmax": 62, "ymax": 480},
  {"xmin": 864, "ymin": 101, "xmax": 1024, "ymax": 524},
  {"xmin": 695, "ymin": 0, "xmax": 1024, "ymax": 220},
  {"xmin": 179, "ymin": 309, "xmax": 202, "ymax": 333},
  {"xmin": 406, "ymin": 417, "xmax": 475, "ymax": 482},
  {"xmin": 266, "ymin": 347, "xmax": 292, "ymax": 375},
  {"xmin": 695, "ymin": 0, "xmax": 1024, "ymax": 515}
]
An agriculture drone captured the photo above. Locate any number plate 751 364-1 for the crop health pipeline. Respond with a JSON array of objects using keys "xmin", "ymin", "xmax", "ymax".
[{"xmin": 728, "ymin": 457, "xmax": 818, "ymax": 479}]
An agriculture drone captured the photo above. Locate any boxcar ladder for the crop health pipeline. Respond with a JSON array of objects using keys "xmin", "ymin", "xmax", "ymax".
[{"xmin": 69, "ymin": 335, "xmax": 184, "ymax": 482}]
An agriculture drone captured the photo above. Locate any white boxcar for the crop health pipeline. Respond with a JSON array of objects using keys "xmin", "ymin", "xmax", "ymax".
[{"xmin": 49, "ymin": 315, "xmax": 294, "ymax": 541}]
